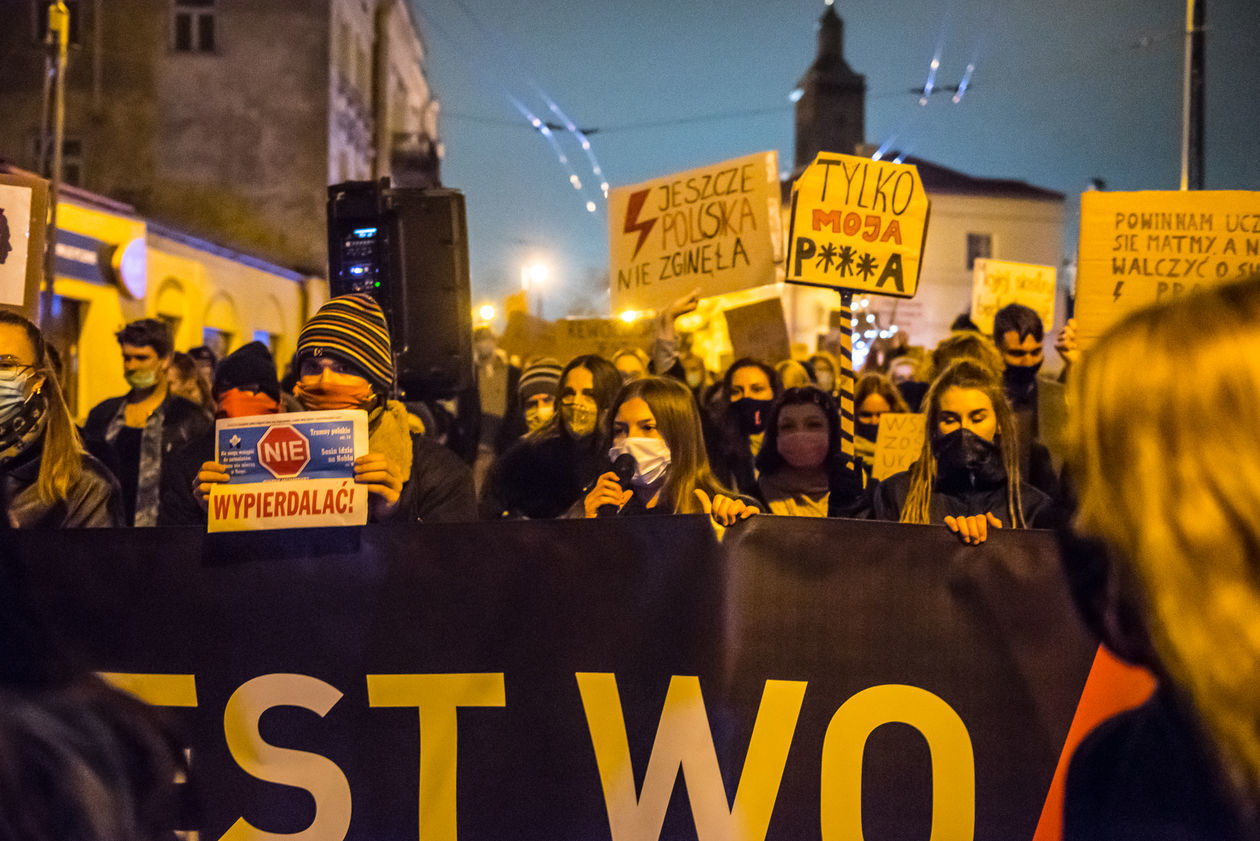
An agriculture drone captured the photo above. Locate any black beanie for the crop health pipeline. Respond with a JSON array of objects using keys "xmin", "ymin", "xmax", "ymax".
[{"xmin": 213, "ymin": 341, "xmax": 280, "ymax": 401}]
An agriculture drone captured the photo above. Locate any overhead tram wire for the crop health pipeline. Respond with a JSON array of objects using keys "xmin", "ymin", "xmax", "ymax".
[{"xmin": 431, "ymin": 0, "xmax": 606, "ymax": 212}]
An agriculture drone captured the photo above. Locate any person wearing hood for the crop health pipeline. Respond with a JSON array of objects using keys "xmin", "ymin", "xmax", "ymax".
[
  {"xmin": 869, "ymin": 358, "xmax": 1062, "ymax": 542},
  {"xmin": 0, "ymin": 310, "xmax": 121, "ymax": 528},
  {"xmin": 196, "ymin": 295, "xmax": 474, "ymax": 523}
]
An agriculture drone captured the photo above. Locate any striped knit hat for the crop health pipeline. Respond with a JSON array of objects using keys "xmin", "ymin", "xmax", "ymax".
[
  {"xmin": 518, "ymin": 357, "xmax": 562, "ymax": 401},
  {"xmin": 296, "ymin": 294, "xmax": 394, "ymax": 392}
]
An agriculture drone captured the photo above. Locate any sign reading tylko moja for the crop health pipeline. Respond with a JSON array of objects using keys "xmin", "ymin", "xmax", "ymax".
[
  {"xmin": 208, "ymin": 410, "xmax": 369, "ymax": 532},
  {"xmin": 608, "ymin": 151, "xmax": 783, "ymax": 314},
  {"xmin": 788, "ymin": 152, "xmax": 930, "ymax": 298}
]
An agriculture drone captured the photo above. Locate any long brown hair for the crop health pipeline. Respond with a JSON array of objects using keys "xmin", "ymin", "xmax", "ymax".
[
  {"xmin": 900, "ymin": 359, "xmax": 1024, "ymax": 526},
  {"xmin": 609, "ymin": 376, "xmax": 736, "ymax": 514},
  {"xmin": 0, "ymin": 309, "xmax": 84, "ymax": 504}
]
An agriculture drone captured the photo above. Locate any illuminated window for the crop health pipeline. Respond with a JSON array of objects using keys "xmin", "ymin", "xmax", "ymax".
[
  {"xmin": 966, "ymin": 233, "xmax": 992, "ymax": 270},
  {"xmin": 173, "ymin": 0, "xmax": 215, "ymax": 53}
]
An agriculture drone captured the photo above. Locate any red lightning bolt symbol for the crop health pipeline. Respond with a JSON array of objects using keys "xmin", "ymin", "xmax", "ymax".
[{"xmin": 623, "ymin": 189, "xmax": 656, "ymax": 259}]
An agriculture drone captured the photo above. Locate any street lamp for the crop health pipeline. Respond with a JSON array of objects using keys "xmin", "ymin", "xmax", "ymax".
[{"xmin": 521, "ymin": 262, "xmax": 549, "ymax": 318}]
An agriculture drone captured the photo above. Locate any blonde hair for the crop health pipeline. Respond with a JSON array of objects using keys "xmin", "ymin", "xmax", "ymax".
[
  {"xmin": 1068, "ymin": 275, "xmax": 1260, "ymax": 799},
  {"xmin": 900, "ymin": 359, "xmax": 1024, "ymax": 526},
  {"xmin": 0, "ymin": 310, "xmax": 84, "ymax": 504},
  {"xmin": 926, "ymin": 330, "xmax": 1004, "ymax": 382}
]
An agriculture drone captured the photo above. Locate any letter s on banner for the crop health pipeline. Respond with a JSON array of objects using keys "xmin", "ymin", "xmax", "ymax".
[
  {"xmin": 820, "ymin": 684, "xmax": 975, "ymax": 841},
  {"xmin": 220, "ymin": 674, "xmax": 352, "ymax": 841}
]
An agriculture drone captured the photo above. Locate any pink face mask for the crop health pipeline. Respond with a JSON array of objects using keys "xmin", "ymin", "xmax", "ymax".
[{"xmin": 777, "ymin": 430, "xmax": 830, "ymax": 469}]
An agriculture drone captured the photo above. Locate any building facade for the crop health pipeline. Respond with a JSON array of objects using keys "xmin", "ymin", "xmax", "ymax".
[
  {"xmin": 0, "ymin": 0, "xmax": 442, "ymax": 276},
  {"xmin": 5, "ymin": 167, "xmax": 327, "ymax": 421}
]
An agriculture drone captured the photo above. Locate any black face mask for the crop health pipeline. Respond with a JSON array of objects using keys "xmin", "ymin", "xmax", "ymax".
[
  {"xmin": 1003, "ymin": 362, "xmax": 1042, "ymax": 391},
  {"xmin": 932, "ymin": 428, "xmax": 1005, "ymax": 485},
  {"xmin": 855, "ymin": 421, "xmax": 879, "ymax": 442},
  {"xmin": 733, "ymin": 397, "xmax": 773, "ymax": 435}
]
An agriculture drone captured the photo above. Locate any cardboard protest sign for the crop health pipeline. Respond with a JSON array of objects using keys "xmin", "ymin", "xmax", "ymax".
[
  {"xmin": 971, "ymin": 258, "xmax": 1056, "ymax": 335},
  {"xmin": 500, "ymin": 312, "xmax": 654, "ymax": 365},
  {"xmin": 724, "ymin": 297, "xmax": 790, "ymax": 363},
  {"xmin": 788, "ymin": 152, "xmax": 929, "ymax": 298},
  {"xmin": 0, "ymin": 171, "xmax": 49, "ymax": 315},
  {"xmin": 609, "ymin": 151, "xmax": 783, "ymax": 314},
  {"xmin": 208, "ymin": 410, "xmax": 369, "ymax": 532},
  {"xmin": 872, "ymin": 413, "xmax": 926, "ymax": 480},
  {"xmin": 1076, "ymin": 190, "xmax": 1260, "ymax": 347}
]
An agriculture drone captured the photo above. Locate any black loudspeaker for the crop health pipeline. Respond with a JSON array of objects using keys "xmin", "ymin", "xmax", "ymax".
[{"xmin": 327, "ymin": 180, "xmax": 473, "ymax": 400}]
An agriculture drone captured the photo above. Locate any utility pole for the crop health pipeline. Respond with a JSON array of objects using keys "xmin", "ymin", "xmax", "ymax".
[
  {"xmin": 1180, "ymin": 0, "xmax": 1206, "ymax": 190},
  {"xmin": 41, "ymin": 1, "xmax": 70, "ymax": 328}
]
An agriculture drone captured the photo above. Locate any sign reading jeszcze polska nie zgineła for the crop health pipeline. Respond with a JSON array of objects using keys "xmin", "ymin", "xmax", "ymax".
[
  {"xmin": 788, "ymin": 152, "xmax": 930, "ymax": 297},
  {"xmin": 608, "ymin": 151, "xmax": 783, "ymax": 314}
]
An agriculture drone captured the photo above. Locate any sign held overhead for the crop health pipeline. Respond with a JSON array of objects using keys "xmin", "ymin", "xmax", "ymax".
[
  {"xmin": 1076, "ymin": 190, "xmax": 1260, "ymax": 347},
  {"xmin": 608, "ymin": 151, "xmax": 783, "ymax": 314},
  {"xmin": 787, "ymin": 152, "xmax": 930, "ymax": 298}
]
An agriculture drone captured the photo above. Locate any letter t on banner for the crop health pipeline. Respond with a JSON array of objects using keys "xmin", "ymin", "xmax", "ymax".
[{"xmin": 366, "ymin": 673, "xmax": 507, "ymax": 841}]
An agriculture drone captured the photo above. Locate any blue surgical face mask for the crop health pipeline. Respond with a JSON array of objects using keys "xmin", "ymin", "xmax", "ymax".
[{"xmin": 0, "ymin": 368, "xmax": 37, "ymax": 426}]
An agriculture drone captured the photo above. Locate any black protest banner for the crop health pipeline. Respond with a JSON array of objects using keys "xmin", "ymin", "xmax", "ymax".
[{"xmin": 4, "ymin": 516, "xmax": 1098, "ymax": 841}]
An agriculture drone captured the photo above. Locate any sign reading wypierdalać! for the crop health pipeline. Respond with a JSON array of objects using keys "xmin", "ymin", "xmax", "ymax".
[
  {"xmin": 1076, "ymin": 190, "xmax": 1260, "ymax": 348},
  {"xmin": 209, "ymin": 410, "xmax": 369, "ymax": 532},
  {"xmin": 609, "ymin": 151, "xmax": 783, "ymax": 314},
  {"xmin": 970, "ymin": 258, "xmax": 1057, "ymax": 336},
  {"xmin": 788, "ymin": 152, "xmax": 930, "ymax": 298}
]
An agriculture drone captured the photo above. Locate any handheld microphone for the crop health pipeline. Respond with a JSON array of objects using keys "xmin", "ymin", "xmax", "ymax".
[{"xmin": 597, "ymin": 453, "xmax": 638, "ymax": 517}]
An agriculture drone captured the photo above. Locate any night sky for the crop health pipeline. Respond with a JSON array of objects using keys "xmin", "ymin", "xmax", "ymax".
[{"xmin": 411, "ymin": 0, "xmax": 1260, "ymax": 318}]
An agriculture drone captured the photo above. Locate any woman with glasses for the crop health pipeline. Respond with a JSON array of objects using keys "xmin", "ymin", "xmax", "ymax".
[{"xmin": 0, "ymin": 310, "xmax": 121, "ymax": 528}]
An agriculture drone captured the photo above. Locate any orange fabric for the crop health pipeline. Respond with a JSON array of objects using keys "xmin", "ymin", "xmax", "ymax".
[
  {"xmin": 1031, "ymin": 646, "xmax": 1158, "ymax": 841},
  {"xmin": 215, "ymin": 389, "xmax": 279, "ymax": 419},
  {"xmin": 293, "ymin": 377, "xmax": 373, "ymax": 411}
]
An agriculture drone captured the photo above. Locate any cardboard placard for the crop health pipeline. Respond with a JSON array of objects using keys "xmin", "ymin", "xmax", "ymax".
[
  {"xmin": 723, "ymin": 297, "xmax": 790, "ymax": 363},
  {"xmin": 500, "ymin": 312, "xmax": 654, "ymax": 365},
  {"xmin": 609, "ymin": 151, "xmax": 783, "ymax": 313},
  {"xmin": 787, "ymin": 152, "xmax": 930, "ymax": 298},
  {"xmin": 1076, "ymin": 190, "xmax": 1260, "ymax": 347},
  {"xmin": 872, "ymin": 412, "xmax": 926, "ymax": 480},
  {"xmin": 971, "ymin": 258, "xmax": 1057, "ymax": 335},
  {"xmin": 208, "ymin": 410, "xmax": 369, "ymax": 532},
  {"xmin": 0, "ymin": 170, "xmax": 49, "ymax": 316}
]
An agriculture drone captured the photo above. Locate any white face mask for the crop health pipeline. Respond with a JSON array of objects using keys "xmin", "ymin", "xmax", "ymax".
[{"xmin": 608, "ymin": 436, "xmax": 672, "ymax": 488}]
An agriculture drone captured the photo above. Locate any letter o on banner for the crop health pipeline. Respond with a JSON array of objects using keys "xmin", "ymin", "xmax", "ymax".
[{"xmin": 820, "ymin": 684, "xmax": 975, "ymax": 841}]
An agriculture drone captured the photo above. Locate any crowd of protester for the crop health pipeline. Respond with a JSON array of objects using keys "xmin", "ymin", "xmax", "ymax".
[
  {"xmin": 8, "ymin": 272, "xmax": 1260, "ymax": 837},
  {"xmin": 0, "ymin": 287, "xmax": 1089, "ymax": 538}
]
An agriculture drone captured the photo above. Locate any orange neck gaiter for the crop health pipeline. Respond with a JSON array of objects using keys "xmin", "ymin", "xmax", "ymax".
[
  {"xmin": 293, "ymin": 378, "xmax": 374, "ymax": 411},
  {"xmin": 216, "ymin": 389, "xmax": 280, "ymax": 419}
]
